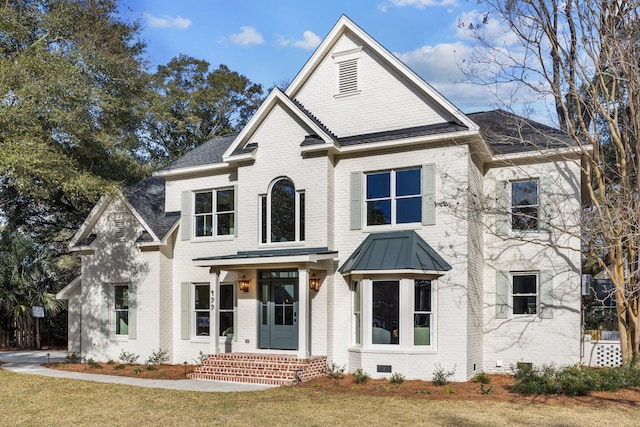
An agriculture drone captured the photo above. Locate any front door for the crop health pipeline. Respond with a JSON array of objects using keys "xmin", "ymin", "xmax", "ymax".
[{"xmin": 259, "ymin": 270, "xmax": 298, "ymax": 350}]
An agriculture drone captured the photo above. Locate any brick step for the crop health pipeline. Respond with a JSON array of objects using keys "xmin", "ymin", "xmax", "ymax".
[
  {"xmin": 188, "ymin": 372, "xmax": 296, "ymax": 386},
  {"xmin": 188, "ymin": 353, "xmax": 327, "ymax": 386}
]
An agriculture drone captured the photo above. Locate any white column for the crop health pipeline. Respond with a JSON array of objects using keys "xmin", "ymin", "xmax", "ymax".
[
  {"xmin": 210, "ymin": 269, "xmax": 220, "ymax": 355},
  {"xmin": 298, "ymin": 267, "xmax": 310, "ymax": 358}
]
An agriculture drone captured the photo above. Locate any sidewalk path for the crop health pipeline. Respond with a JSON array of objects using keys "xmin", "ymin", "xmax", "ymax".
[{"xmin": 0, "ymin": 350, "xmax": 272, "ymax": 392}]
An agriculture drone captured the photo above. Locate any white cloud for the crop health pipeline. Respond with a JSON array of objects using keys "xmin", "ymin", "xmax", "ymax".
[
  {"xmin": 229, "ymin": 26, "xmax": 265, "ymax": 46},
  {"xmin": 389, "ymin": 0, "xmax": 457, "ymax": 9},
  {"xmin": 454, "ymin": 10, "xmax": 520, "ymax": 46},
  {"xmin": 292, "ymin": 31, "xmax": 321, "ymax": 50},
  {"xmin": 143, "ymin": 12, "xmax": 191, "ymax": 30},
  {"xmin": 276, "ymin": 31, "xmax": 321, "ymax": 50}
]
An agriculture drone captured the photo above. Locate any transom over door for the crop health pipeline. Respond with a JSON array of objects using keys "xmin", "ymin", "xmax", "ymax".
[{"xmin": 259, "ymin": 270, "xmax": 298, "ymax": 350}]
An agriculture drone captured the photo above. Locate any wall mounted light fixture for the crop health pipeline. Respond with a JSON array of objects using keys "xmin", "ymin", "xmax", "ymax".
[
  {"xmin": 239, "ymin": 275, "xmax": 250, "ymax": 292},
  {"xmin": 309, "ymin": 273, "xmax": 320, "ymax": 291}
]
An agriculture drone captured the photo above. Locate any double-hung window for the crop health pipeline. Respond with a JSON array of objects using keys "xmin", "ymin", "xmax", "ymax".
[
  {"xmin": 194, "ymin": 188, "xmax": 235, "ymax": 238},
  {"xmin": 114, "ymin": 285, "xmax": 129, "ymax": 336},
  {"xmin": 193, "ymin": 284, "xmax": 210, "ymax": 337},
  {"xmin": 511, "ymin": 180, "xmax": 538, "ymax": 231},
  {"xmin": 414, "ymin": 280, "xmax": 431, "ymax": 346},
  {"xmin": 512, "ymin": 273, "xmax": 538, "ymax": 315},
  {"xmin": 366, "ymin": 168, "xmax": 421, "ymax": 226},
  {"xmin": 260, "ymin": 178, "xmax": 305, "ymax": 244}
]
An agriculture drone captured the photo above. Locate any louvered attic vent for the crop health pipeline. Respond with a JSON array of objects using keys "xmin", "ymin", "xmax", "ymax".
[{"xmin": 338, "ymin": 58, "xmax": 358, "ymax": 95}]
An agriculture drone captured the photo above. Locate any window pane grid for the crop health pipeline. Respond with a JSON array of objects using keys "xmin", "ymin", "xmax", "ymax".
[
  {"xmin": 194, "ymin": 284, "xmax": 210, "ymax": 336},
  {"xmin": 194, "ymin": 188, "xmax": 235, "ymax": 237},
  {"xmin": 511, "ymin": 180, "xmax": 538, "ymax": 231},
  {"xmin": 366, "ymin": 168, "xmax": 421, "ymax": 226},
  {"xmin": 114, "ymin": 285, "xmax": 129, "ymax": 336},
  {"xmin": 512, "ymin": 274, "xmax": 538, "ymax": 315}
]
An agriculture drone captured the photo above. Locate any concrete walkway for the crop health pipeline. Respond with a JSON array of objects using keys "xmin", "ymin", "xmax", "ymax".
[{"xmin": 0, "ymin": 350, "xmax": 273, "ymax": 392}]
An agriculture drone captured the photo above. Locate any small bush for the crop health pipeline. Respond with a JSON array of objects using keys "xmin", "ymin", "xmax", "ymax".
[
  {"xmin": 326, "ymin": 362, "xmax": 346, "ymax": 379},
  {"xmin": 389, "ymin": 372, "xmax": 405, "ymax": 384},
  {"xmin": 106, "ymin": 359, "xmax": 115, "ymax": 365},
  {"xmin": 444, "ymin": 386, "xmax": 455, "ymax": 394},
  {"xmin": 66, "ymin": 351, "xmax": 80, "ymax": 364},
  {"xmin": 352, "ymin": 369, "xmax": 370, "ymax": 384},
  {"xmin": 480, "ymin": 384, "xmax": 494, "ymax": 395},
  {"xmin": 86, "ymin": 358, "xmax": 102, "ymax": 369},
  {"xmin": 145, "ymin": 364, "xmax": 157, "ymax": 371},
  {"xmin": 193, "ymin": 351, "xmax": 208, "ymax": 366},
  {"xmin": 119, "ymin": 350, "xmax": 139, "ymax": 365},
  {"xmin": 472, "ymin": 371, "xmax": 491, "ymax": 384},
  {"xmin": 145, "ymin": 348, "xmax": 169, "ymax": 365},
  {"xmin": 557, "ymin": 365, "xmax": 596, "ymax": 396},
  {"xmin": 132, "ymin": 367, "xmax": 141, "ymax": 375},
  {"xmin": 432, "ymin": 363, "xmax": 456, "ymax": 386},
  {"xmin": 114, "ymin": 364, "xmax": 126, "ymax": 370}
]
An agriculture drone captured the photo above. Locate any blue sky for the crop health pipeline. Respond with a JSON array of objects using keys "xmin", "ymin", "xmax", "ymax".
[{"xmin": 118, "ymin": 0, "xmax": 552, "ymax": 120}]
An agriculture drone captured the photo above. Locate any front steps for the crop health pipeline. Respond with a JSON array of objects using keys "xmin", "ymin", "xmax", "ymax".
[{"xmin": 188, "ymin": 353, "xmax": 327, "ymax": 386}]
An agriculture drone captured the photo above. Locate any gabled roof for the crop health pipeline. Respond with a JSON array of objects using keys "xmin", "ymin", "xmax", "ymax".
[
  {"xmin": 124, "ymin": 176, "xmax": 179, "ymax": 242},
  {"xmin": 468, "ymin": 110, "xmax": 576, "ymax": 155},
  {"xmin": 339, "ymin": 230, "xmax": 452, "ymax": 275},
  {"xmin": 223, "ymin": 88, "xmax": 337, "ymax": 160},
  {"xmin": 286, "ymin": 15, "xmax": 479, "ymax": 133}
]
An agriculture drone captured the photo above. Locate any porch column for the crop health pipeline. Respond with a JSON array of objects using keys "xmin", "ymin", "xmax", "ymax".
[
  {"xmin": 298, "ymin": 267, "xmax": 310, "ymax": 358},
  {"xmin": 210, "ymin": 269, "xmax": 220, "ymax": 355}
]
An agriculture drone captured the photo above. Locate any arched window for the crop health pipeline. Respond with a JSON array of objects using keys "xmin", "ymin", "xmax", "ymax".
[{"xmin": 260, "ymin": 178, "xmax": 305, "ymax": 244}]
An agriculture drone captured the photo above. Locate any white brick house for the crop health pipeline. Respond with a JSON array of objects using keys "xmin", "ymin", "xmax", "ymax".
[{"xmin": 58, "ymin": 16, "xmax": 584, "ymax": 382}]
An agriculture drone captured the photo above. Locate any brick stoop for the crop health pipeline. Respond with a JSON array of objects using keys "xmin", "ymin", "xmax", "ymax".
[{"xmin": 188, "ymin": 353, "xmax": 327, "ymax": 386}]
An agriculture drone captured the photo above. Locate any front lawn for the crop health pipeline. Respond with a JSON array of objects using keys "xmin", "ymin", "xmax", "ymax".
[{"xmin": 1, "ymin": 370, "xmax": 638, "ymax": 426}]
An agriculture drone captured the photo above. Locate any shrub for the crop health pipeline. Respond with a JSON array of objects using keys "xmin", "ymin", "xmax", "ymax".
[
  {"xmin": 145, "ymin": 348, "xmax": 169, "ymax": 365},
  {"xmin": 193, "ymin": 351, "xmax": 208, "ymax": 366},
  {"xmin": 352, "ymin": 369, "xmax": 370, "ymax": 384},
  {"xmin": 326, "ymin": 362, "xmax": 346, "ymax": 379},
  {"xmin": 512, "ymin": 364, "xmax": 558, "ymax": 395},
  {"xmin": 118, "ymin": 350, "xmax": 139, "ymax": 365},
  {"xmin": 389, "ymin": 372, "xmax": 405, "ymax": 384},
  {"xmin": 106, "ymin": 359, "xmax": 115, "ymax": 365},
  {"xmin": 66, "ymin": 351, "xmax": 80, "ymax": 364},
  {"xmin": 432, "ymin": 363, "xmax": 456, "ymax": 386},
  {"xmin": 86, "ymin": 358, "xmax": 102, "ymax": 369},
  {"xmin": 556, "ymin": 365, "xmax": 596, "ymax": 396},
  {"xmin": 114, "ymin": 364, "xmax": 126, "ymax": 370},
  {"xmin": 480, "ymin": 384, "xmax": 494, "ymax": 395},
  {"xmin": 472, "ymin": 371, "xmax": 491, "ymax": 384}
]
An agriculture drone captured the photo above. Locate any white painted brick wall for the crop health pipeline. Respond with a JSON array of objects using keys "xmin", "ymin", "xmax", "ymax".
[{"xmin": 294, "ymin": 32, "xmax": 448, "ymax": 138}]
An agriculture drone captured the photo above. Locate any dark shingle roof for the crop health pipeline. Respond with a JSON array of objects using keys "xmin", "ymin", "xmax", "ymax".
[
  {"xmin": 339, "ymin": 230, "xmax": 451, "ymax": 274},
  {"xmin": 337, "ymin": 121, "xmax": 467, "ymax": 147},
  {"xmin": 156, "ymin": 134, "xmax": 237, "ymax": 171},
  {"xmin": 467, "ymin": 109, "xmax": 575, "ymax": 155},
  {"xmin": 194, "ymin": 247, "xmax": 336, "ymax": 262},
  {"xmin": 125, "ymin": 177, "xmax": 179, "ymax": 241}
]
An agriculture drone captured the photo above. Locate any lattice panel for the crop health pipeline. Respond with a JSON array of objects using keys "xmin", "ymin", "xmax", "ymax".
[{"xmin": 595, "ymin": 343, "xmax": 622, "ymax": 367}]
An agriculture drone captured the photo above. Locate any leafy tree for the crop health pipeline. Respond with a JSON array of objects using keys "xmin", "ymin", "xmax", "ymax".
[
  {"xmin": 0, "ymin": 0, "xmax": 151, "ymax": 241},
  {"xmin": 463, "ymin": 1, "xmax": 640, "ymax": 364},
  {"xmin": 145, "ymin": 55, "xmax": 264, "ymax": 163}
]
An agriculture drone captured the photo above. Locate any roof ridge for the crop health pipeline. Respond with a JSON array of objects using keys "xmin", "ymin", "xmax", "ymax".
[{"xmin": 289, "ymin": 97, "xmax": 338, "ymax": 139}]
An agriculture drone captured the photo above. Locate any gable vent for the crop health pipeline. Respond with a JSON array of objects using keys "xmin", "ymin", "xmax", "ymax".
[
  {"xmin": 338, "ymin": 59, "xmax": 358, "ymax": 95},
  {"xmin": 114, "ymin": 219, "xmax": 125, "ymax": 239}
]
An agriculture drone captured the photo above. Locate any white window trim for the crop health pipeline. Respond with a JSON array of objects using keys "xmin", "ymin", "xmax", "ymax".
[
  {"xmin": 511, "ymin": 272, "xmax": 539, "ymax": 317},
  {"xmin": 364, "ymin": 168, "xmax": 422, "ymax": 229},
  {"xmin": 192, "ymin": 283, "xmax": 211, "ymax": 340},
  {"xmin": 112, "ymin": 283, "xmax": 129, "ymax": 341},
  {"xmin": 192, "ymin": 187, "xmax": 235, "ymax": 240},
  {"xmin": 353, "ymin": 277, "xmax": 436, "ymax": 352},
  {"xmin": 259, "ymin": 178, "xmax": 305, "ymax": 246}
]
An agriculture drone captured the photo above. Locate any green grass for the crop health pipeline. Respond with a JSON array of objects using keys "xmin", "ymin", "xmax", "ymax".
[{"xmin": 1, "ymin": 370, "xmax": 638, "ymax": 426}]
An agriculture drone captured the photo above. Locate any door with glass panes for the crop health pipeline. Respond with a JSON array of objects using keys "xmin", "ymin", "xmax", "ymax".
[{"xmin": 258, "ymin": 270, "xmax": 298, "ymax": 350}]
